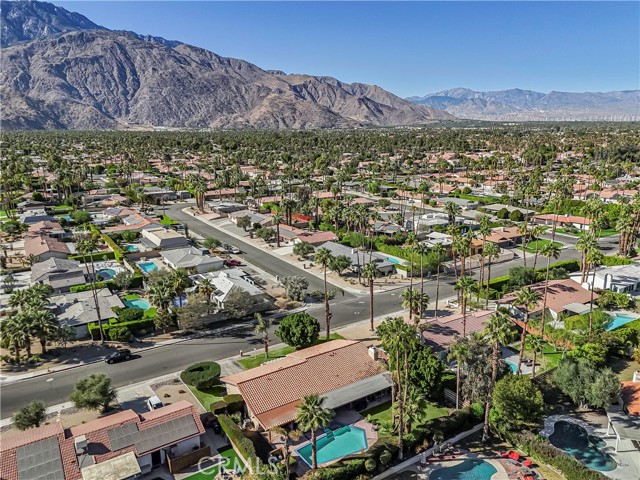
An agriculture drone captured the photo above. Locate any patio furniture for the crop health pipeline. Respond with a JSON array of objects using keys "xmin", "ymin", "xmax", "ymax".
[{"xmin": 522, "ymin": 459, "xmax": 532, "ymax": 467}]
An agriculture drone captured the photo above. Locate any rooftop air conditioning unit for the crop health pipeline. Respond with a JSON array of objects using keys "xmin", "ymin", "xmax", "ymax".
[{"xmin": 74, "ymin": 435, "xmax": 88, "ymax": 454}]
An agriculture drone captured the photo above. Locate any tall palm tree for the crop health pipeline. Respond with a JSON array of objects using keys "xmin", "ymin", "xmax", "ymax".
[
  {"xmin": 539, "ymin": 242, "xmax": 561, "ymax": 338},
  {"xmin": 432, "ymin": 242, "xmax": 446, "ymax": 320},
  {"xmin": 455, "ymin": 276, "xmax": 476, "ymax": 336},
  {"xmin": 415, "ymin": 242, "xmax": 430, "ymax": 318},
  {"xmin": 514, "ymin": 286, "xmax": 541, "ymax": 374},
  {"xmin": 401, "ymin": 289, "xmax": 429, "ymax": 328},
  {"xmin": 443, "ymin": 201, "xmax": 461, "ymax": 225},
  {"xmin": 0, "ymin": 314, "xmax": 31, "ymax": 362},
  {"xmin": 448, "ymin": 335, "xmax": 470, "ymax": 410},
  {"xmin": 29, "ymin": 308, "xmax": 58, "ymax": 354},
  {"xmin": 295, "ymin": 394, "xmax": 335, "ymax": 469},
  {"xmin": 376, "ymin": 316, "xmax": 414, "ymax": 459},
  {"xmin": 586, "ymin": 247, "xmax": 604, "ymax": 337},
  {"xmin": 170, "ymin": 268, "xmax": 190, "ymax": 307},
  {"xmin": 76, "ymin": 234, "xmax": 105, "ymax": 344},
  {"xmin": 404, "ymin": 233, "xmax": 418, "ymax": 323},
  {"xmin": 361, "ymin": 261, "xmax": 380, "ymax": 331},
  {"xmin": 482, "ymin": 242, "xmax": 501, "ymax": 308},
  {"xmin": 315, "ymin": 248, "xmax": 334, "ymax": 339},
  {"xmin": 254, "ymin": 313, "xmax": 272, "ymax": 359},
  {"xmin": 272, "ymin": 211, "xmax": 284, "ymax": 248},
  {"xmin": 517, "ymin": 222, "xmax": 530, "ymax": 267},
  {"xmin": 528, "ymin": 334, "xmax": 545, "ymax": 378},
  {"xmin": 482, "ymin": 311, "xmax": 513, "ymax": 441},
  {"xmin": 576, "ymin": 233, "xmax": 597, "ymax": 283},
  {"xmin": 199, "ymin": 278, "xmax": 214, "ymax": 313},
  {"xmin": 530, "ymin": 224, "xmax": 546, "ymax": 269}
]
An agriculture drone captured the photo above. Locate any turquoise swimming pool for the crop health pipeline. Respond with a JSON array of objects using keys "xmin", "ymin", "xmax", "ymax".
[
  {"xmin": 506, "ymin": 360, "xmax": 518, "ymax": 373},
  {"xmin": 124, "ymin": 299, "xmax": 151, "ymax": 310},
  {"xmin": 548, "ymin": 421, "xmax": 616, "ymax": 471},
  {"xmin": 606, "ymin": 313, "xmax": 638, "ymax": 331},
  {"xmin": 296, "ymin": 425, "xmax": 367, "ymax": 466},
  {"xmin": 125, "ymin": 244, "xmax": 139, "ymax": 252},
  {"xmin": 430, "ymin": 458, "xmax": 498, "ymax": 480},
  {"xmin": 97, "ymin": 268, "xmax": 117, "ymax": 280},
  {"xmin": 139, "ymin": 261, "xmax": 158, "ymax": 273}
]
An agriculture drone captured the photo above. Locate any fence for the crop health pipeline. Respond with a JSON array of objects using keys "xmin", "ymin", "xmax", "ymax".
[
  {"xmin": 167, "ymin": 445, "xmax": 211, "ymax": 473},
  {"xmin": 443, "ymin": 388, "xmax": 470, "ymax": 408}
]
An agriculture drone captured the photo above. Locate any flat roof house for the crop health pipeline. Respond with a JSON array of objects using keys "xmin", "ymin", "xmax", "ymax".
[
  {"xmin": 0, "ymin": 401, "xmax": 205, "ymax": 480},
  {"xmin": 31, "ymin": 258, "xmax": 87, "ymax": 293},
  {"xmin": 141, "ymin": 227, "xmax": 191, "ymax": 250},
  {"xmin": 193, "ymin": 268, "xmax": 273, "ymax": 314},
  {"xmin": 160, "ymin": 247, "xmax": 225, "ymax": 273},
  {"xmin": 317, "ymin": 241, "xmax": 396, "ymax": 275},
  {"xmin": 221, "ymin": 340, "xmax": 391, "ymax": 431},
  {"xmin": 18, "ymin": 208, "xmax": 54, "ymax": 225},
  {"xmin": 533, "ymin": 214, "xmax": 592, "ymax": 231},
  {"xmin": 571, "ymin": 263, "xmax": 640, "ymax": 295},
  {"xmin": 24, "ymin": 235, "xmax": 71, "ymax": 262}
]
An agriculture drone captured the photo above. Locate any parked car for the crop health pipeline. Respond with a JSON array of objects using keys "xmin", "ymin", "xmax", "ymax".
[
  {"xmin": 224, "ymin": 259, "xmax": 242, "ymax": 267},
  {"xmin": 105, "ymin": 349, "xmax": 132, "ymax": 364},
  {"xmin": 228, "ymin": 245, "xmax": 241, "ymax": 254},
  {"xmin": 146, "ymin": 396, "xmax": 164, "ymax": 411}
]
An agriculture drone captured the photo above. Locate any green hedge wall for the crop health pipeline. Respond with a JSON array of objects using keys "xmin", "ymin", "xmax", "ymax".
[
  {"xmin": 101, "ymin": 233, "xmax": 126, "ymax": 262},
  {"xmin": 218, "ymin": 414, "xmax": 260, "ymax": 468},
  {"xmin": 70, "ymin": 281, "xmax": 114, "ymax": 292},
  {"xmin": 69, "ymin": 251, "xmax": 116, "ymax": 262},
  {"xmin": 88, "ymin": 318, "xmax": 155, "ymax": 340}
]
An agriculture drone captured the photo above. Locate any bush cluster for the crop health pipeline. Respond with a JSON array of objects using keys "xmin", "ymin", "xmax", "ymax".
[
  {"xmin": 101, "ymin": 233, "xmax": 126, "ymax": 262},
  {"xmin": 88, "ymin": 318, "xmax": 155, "ymax": 340},
  {"xmin": 180, "ymin": 362, "xmax": 221, "ymax": 390}
]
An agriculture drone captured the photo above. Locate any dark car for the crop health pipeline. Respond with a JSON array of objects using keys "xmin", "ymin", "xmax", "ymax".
[
  {"xmin": 105, "ymin": 349, "xmax": 132, "ymax": 364},
  {"xmin": 224, "ymin": 259, "xmax": 242, "ymax": 267}
]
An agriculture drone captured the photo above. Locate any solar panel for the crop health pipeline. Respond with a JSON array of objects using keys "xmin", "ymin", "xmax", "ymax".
[
  {"xmin": 107, "ymin": 422, "xmax": 139, "ymax": 451},
  {"xmin": 16, "ymin": 437, "xmax": 65, "ymax": 480},
  {"xmin": 135, "ymin": 415, "xmax": 199, "ymax": 454}
]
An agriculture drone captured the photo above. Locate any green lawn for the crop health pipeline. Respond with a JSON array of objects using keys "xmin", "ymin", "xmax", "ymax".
[
  {"xmin": 143, "ymin": 307, "xmax": 157, "ymax": 319},
  {"xmin": 524, "ymin": 239, "xmax": 563, "ymax": 253},
  {"xmin": 238, "ymin": 333, "xmax": 345, "ymax": 370},
  {"xmin": 522, "ymin": 340, "xmax": 564, "ymax": 371},
  {"xmin": 124, "ymin": 294, "xmax": 140, "ymax": 300},
  {"xmin": 361, "ymin": 400, "xmax": 448, "ymax": 426},
  {"xmin": 184, "ymin": 446, "xmax": 244, "ymax": 479},
  {"xmin": 188, "ymin": 384, "xmax": 226, "ymax": 411},
  {"xmin": 160, "ymin": 214, "xmax": 179, "ymax": 226},
  {"xmin": 598, "ymin": 229, "xmax": 619, "ymax": 237}
]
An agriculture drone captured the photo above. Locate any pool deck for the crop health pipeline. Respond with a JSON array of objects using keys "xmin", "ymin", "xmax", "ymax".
[
  {"xmin": 500, "ymin": 347, "xmax": 533, "ymax": 375},
  {"xmin": 399, "ymin": 452, "xmax": 518, "ymax": 480}
]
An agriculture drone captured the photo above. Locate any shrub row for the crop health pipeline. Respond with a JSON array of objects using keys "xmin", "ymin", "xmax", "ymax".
[
  {"xmin": 101, "ymin": 233, "xmax": 126, "ymax": 262},
  {"xmin": 70, "ymin": 281, "xmax": 114, "ymax": 292},
  {"xmin": 485, "ymin": 259, "xmax": 582, "ymax": 297},
  {"xmin": 69, "ymin": 251, "xmax": 116, "ymax": 262},
  {"xmin": 209, "ymin": 394, "xmax": 245, "ymax": 415},
  {"xmin": 503, "ymin": 430, "xmax": 608, "ymax": 480},
  {"xmin": 88, "ymin": 318, "xmax": 155, "ymax": 340},
  {"xmin": 217, "ymin": 414, "xmax": 260, "ymax": 468}
]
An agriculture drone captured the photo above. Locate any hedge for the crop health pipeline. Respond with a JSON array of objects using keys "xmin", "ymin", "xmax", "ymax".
[
  {"xmin": 101, "ymin": 233, "xmax": 126, "ymax": 262},
  {"xmin": 602, "ymin": 255, "xmax": 634, "ymax": 267},
  {"xmin": 210, "ymin": 401, "xmax": 228, "ymax": 414},
  {"xmin": 180, "ymin": 362, "xmax": 221, "ymax": 390},
  {"xmin": 222, "ymin": 394, "xmax": 244, "ymax": 413},
  {"xmin": 117, "ymin": 308, "xmax": 144, "ymax": 323},
  {"xmin": 69, "ymin": 251, "xmax": 116, "ymax": 262},
  {"xmin": 503, "ymin": 430, "xmax": 608, "ymax": 480},
  {"xmin": 70, "ymin": 281, "xmax": 114, "ymax": 292},
  {"xmin": 486, "ymin": 259, "xmax": 582, "ymax": 295},
  {"xmin": 88, "ymin": 318, "xmax": 155, "ymax": 340},
  {"xmin": 218, "ymin": 414, "xmax": 260, "ymax": 468}
]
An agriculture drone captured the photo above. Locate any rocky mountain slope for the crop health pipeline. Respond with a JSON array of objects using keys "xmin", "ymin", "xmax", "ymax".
[
  {"xmin": 0, "ymin": 1, "xmax": 452, "ymax": 130},
  {"xmin": 407, "ymin": 88, "xmax": 640, "ymax": 121}
]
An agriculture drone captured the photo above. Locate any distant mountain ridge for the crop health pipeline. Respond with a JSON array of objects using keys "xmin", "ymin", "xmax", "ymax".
[
  {"xmin": 407, "ymin": 88, "xmax": 640, "ymax": 121},
  {"xmin": 0, "ymin": 0, "xmax": 452, "ymax": 130}
]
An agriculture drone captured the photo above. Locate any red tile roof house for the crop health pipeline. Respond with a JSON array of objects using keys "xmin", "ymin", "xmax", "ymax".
[
  {"xmin": 24, "ymin": 234, "xmax": 71, "ymax": 263},
  {"xmin": 421, "ymin": 310, "xmax": 495, "ymax": 359},
  {"xmin": 294, "ymin": 231, "xmax": 338, "ymax": 246},
  {"xmin": 0, "ymin": 401, "xmax": 206, "ymax": 480},
  {"xmin": 533, "ymin": 213, "xmax": 592, "ymax": 231},
  {"xmin": 497, "ymin": 279, "xmax": 599, "ymax": 321},
  {"xmin": 221, "ymin": 340, "xmax": 392, "ymax": 438}
]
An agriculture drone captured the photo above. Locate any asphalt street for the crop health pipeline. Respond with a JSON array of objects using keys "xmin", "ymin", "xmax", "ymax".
[{"xmin": 0, "ymin": 203, "xmax": 614, "ymax": 419}]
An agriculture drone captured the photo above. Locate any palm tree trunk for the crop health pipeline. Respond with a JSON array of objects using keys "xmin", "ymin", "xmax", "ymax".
[
  {"xmin": 13, "ymin": 341, "xmax": 21, "ymax": 362},
  {"xmin": 276, "ymin": 223, "xmax": 281, "ymax": 248},
  {"xmin": 311, "ymin": 429, "xmax": 317, "ymax": 469},
  {"xmin": 419, "ymin": 256, "xmax": 424, "ymax": 319},
  {"xmin": 588, "ymin": 272, "xmax": 595, "ymax": 337},
  {"xmin": 532, "ymin": 348, "xmax": 538, "ymax": 378},
  {"xmin": 40, "ymin": 337, "xmax": 47, "ymax": 354},
  {"xmin": 369, "ymin": 279, "xmax": 374, "ymax": 331},
  {"xmin": 324, "ymin": 267, "xmax": 330, "ymax": 339},
  {"xmin": 482, "ymin": 343, "xmax": 500, "ymax": 442},
  {"xmin": 516, "ymin": 313, "xmax": 529, "ymax": 374},
  {"xmin": 434, "ymin": 268, "xmax": 440, "ymax": 320},
  {"xmin": 540, "ymin": 257, "xmax": 552, "ymax": 338},
  {"xmin": 264, "ymin": 335, "xmax": 269, "ymax": 358},
  {"xmin": 408, "ymin": 250, "xmax": 414, "ymax": 323},
  {"xmin": 456, "ymin": 362, "xmax": 461, "ymax": 410},
  {"xmin": 485, "ymin": 260, "xmax": 492, "ymax": 308}
]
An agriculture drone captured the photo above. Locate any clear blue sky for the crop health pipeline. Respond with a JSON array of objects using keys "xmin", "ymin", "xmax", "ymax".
[{"xmin": 55, "ymin": 1, "xmax": 639, "ymax": 97}]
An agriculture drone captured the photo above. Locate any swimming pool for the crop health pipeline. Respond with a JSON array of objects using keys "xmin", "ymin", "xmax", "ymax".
[
  {"xmin": 606, "ymin": 313, "xmax": 638, "ymax": 331},
  {"xmin": 506, "ymin": 360, "xmax": 518, "ymax": 373},
  {"xmin": 296, "ymin": 425, "xmax": 367, "ymax": 466},
  {"xmin": 430, "ymin": 458, "xmax": 498, "ymax": 480},
  {"xmin": 548, "ymin": 421, "xmax": 616, "ymax": 471},
  {"xmin": 125, "ymin": 244, "xmax": 139, "ymax": 252},
  {"xmin": 138, "ymin": 261, "xmax": 158, "ymax": 273},
  {"xmin": 124, "ymin": 298, "xmax": 151, "ymax": 310},
  {"xmin": 97, "ymin": 268, "xmax": 117, "ymax": 280}
]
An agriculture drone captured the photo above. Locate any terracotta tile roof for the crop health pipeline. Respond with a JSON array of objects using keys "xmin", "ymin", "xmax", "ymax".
[
  {"xmin": 69, "ymin": 410, "xmax": 139, "ymax": 437},
  {"xmin": 499, "ymin": 279, "xmax": 597, "ymax": 315},
  {"xmin": 621, "ymin": 382, "xmax": 640, "ymax": 416},
  {"xmin": 534, "ymin": 214, "xmax": 592, "ymax": 226},
  {"xmin": 296, "ymin": 231, "xmax": 338, "ymax": 245},
  {"xmin": 24, "ymin": 235, "xmax": 70, "ymax": 257},
  {"xmin": 421, "ymin": 310, "xmax": 494, "ymax": 352},
  {"xmin": 483, "ymin": 226, "xmax": 525, "ymax": 244},
  {"xmin": 0, "ymin": 423, "xmax": 64, "ymax": 451},
  {"xmin": 222, "ymin": 340, "xmax": 385, "ymax": 429}
]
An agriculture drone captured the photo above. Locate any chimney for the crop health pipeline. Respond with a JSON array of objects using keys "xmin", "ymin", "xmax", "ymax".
[{"xmin": 74, "ymin": 435, "xmax": 88, "ymax": 454}]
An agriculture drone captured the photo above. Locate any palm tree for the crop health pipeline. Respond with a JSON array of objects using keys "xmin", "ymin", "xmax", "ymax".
[
  {"xmin": 528, "ymin": 334, "xmax": 545, "ymax": 378},
  {"xmin": 455, "ymin": 276, "xmax": 476, "ymax": 336},
  {"xmin": 586, "ymin": 247, "xmax": 604, "ymax": 337},
  {"xmin": 432, "ymin": 242, "xmax": 446, "ymax": 320},
  {"xmin": 482, "ymin": 242, "xmax": 501, "ymax": 308},
  {"xmin": 482, "ymin": 311, "xmax": 513, "ymax": 441},
  {"xmin": 404, "ymin": 233, "xmax": 418, "ymax": 323},
  {"xmin": 272, "ymin": 211, "xmax": 284, "ymax": 248},
  {"xmin": 443, "ymin": 201, "xmax": 461, "ymax": 225},
  {"xmin": 576, "ymin": 233, "xmax": 597, "ymax": 284},
  {"xmin": 29, "ymin": 308, "xmax": 58, "ymax": 354},
  {"xmin": 403, "ymin": 388, "xmax": 427, "ymax": 434},
  {"xmin": 199, "ymin": 278, "xmax": 214, "ymax": 313},
  {"xmin": 539, "ymin": 242, "xmax": 561, "ymax": 337},
  {"xmin": 401, "ymin": 289, "xmax": 429, "ymax": 328},
  {"xmin": 76, "ymin": 235, "xmax": 105, "ymax": 344},
  {"xmin": 0, "ymin": 315, "xmax": 31, "ymax": 362},
  {"xmin": 514, "ymin": 286, "xmax": 541, "ymax": 374},
  {"xmin": 361, "ymin": 261, "xmax": 380, "ymax": 331},
  {"xmin": 170, "ymin": 268, "xmax": 190, "ymax": 307},
  {"xmin": 295, "ymin": 394, "xmax": 335, "ymax": 469},
  {"xmin": 415, "ymin": 242, "xmax": 430, "ymax": 318},
  {"xmin": 517, "ymin": 223, "xmax": 530, "ymax": 267},
  {"xmin": 148, "ymin": 280, "xmax": 175, "ymax": 312},
  {"xmin": 448, "ymin": 335, "xmax": 470, "ymax": 410},
  {"xmin": 376, "ymin": 316, "xmax": 414, "ymax": 459},
  {"xmin": 270, "ymin": 427, "xmax": 302, "ymax": 477},
  {"xmin": 315, "ymin": 248, "xmax": 334, "ymax": 339},
  {"xmin": 254, "ymin": 313, "xmax": 272, "ymax": 359},
  {"xmin": 530, "ymin": 225, "xmax": 546, "ymax": 269}
]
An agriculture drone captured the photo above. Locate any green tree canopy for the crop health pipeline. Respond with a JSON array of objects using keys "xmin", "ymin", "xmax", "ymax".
[
  {"xmin": 70, "ymin": 374, "xmax": 117, "ymax": 412},
  {"xmin": 490, "ymin": 375, "xmax": 544, "ymax": 432},
  {"xmin": 275, "ymin": 312, "xmax": 320, "ymax": 349},
  {"xmin": 12, "ymin": 400, "xmax": 47, "ymax": 430}
]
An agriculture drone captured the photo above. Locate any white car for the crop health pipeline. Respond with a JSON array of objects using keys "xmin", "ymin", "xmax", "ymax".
[{"xmin": 146, "ymin": 396, "xmax": 164, "ymax": 411}]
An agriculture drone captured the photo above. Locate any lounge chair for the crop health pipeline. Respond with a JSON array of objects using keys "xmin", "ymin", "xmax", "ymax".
[
  {"xmin": 508, "ymin": 451, "xmax": 520, "ymax": 462},
  {"xmin": 522, "ymin": 459, "xmax": 532, "ymax": 467}
]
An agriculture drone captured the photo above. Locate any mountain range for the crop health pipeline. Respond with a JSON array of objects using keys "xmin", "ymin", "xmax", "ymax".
[
  {"xmin": 0, "ymin": 0, "xmax": 452, "ymax": 130},
  {"xmin": 407, "ymin": 88, "xmax": 640, "ymax": 121},
  {"xmin": 1, "ymin": 1, "xmax": 637, "ymax": 130}
]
